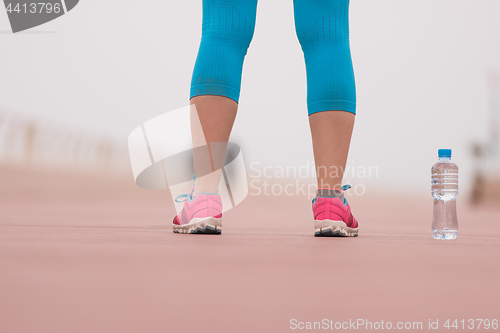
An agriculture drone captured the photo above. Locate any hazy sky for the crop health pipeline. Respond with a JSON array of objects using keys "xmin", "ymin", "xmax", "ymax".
[{"xmin": 1, "ymin": 0, "xmax": 500, "ymax": 194}]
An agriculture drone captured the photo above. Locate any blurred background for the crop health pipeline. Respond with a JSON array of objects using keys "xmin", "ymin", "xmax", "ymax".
[
  {"xmin": 1, "ymin": 0, "xmax": 500, "ymax": 202},
  {"xmin": 1, "ymin": 2, "xmax": 500, "ymax": 333}
]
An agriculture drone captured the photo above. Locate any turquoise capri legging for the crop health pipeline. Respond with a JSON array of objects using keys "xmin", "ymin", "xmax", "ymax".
[{"xmin": 190, "ymin": 0, "xmax": 356, "ymax": 116}]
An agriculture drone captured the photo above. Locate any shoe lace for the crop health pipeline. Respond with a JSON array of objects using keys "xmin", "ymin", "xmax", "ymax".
[
  {"xmin": 341, "ymin": 184, "xmax": 351, "ymax": 191},
  {"xmin": 175, "ymin": 193, "xmax": 191, "ymax": 203},
  {"xmin": 341, "ymin": 185, "xmax": 351, "ymax": 206},
  {"xmin": 174, "ymin": 175, "xmax": 196, "ymax": 203}
]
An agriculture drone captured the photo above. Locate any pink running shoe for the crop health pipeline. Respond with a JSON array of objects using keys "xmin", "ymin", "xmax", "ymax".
[
  {"xmin": 172, "ymin": 187, "xmax": 223, "ymax": 235},
  {"xmin": 313, "ymin": 185, "xmax": 359, "ymax": 237}
]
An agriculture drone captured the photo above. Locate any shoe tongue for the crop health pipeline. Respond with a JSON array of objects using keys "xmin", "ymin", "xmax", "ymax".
[{"xmin": 316, "ymin": 188, "xmax": 344, "ymax": 200}]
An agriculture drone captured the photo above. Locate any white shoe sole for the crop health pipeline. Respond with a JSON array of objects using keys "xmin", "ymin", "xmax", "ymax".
[
  {"xmin": 173, "ymin": 217, "xmax": 222, "ymax": 235},
  {"xmin": 314, "ymin": 220, "xmax": 359, "ymax": 237}
]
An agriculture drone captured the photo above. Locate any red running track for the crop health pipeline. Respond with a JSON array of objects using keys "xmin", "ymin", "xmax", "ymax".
[{"xmin": 1, "ymin": 166, "xmax": 499, "ymax": 333}]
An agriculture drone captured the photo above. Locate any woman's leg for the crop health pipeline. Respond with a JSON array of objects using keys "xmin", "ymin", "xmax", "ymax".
[
  {"xmin": 294, "ymin": 0, "xmax": 358, "ymax": 236},
  {"xmin": 293, "ymin": 0, "xmax": 356, "ymax": 190},
  {"xmin": 189, "ymin": 0, "xmax": 258, "ymax": 195},
  {"xmin": 190, "ymin": 95, "xmax": 237, "ymax": 195},
  {"xmin": 309, "ymin": 111, "xmax": 354, "ymax": 190}
]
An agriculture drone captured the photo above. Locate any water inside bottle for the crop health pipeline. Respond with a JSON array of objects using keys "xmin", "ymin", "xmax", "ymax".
[{"xmin": 431, "ymin": 158, "xmax": 459, "ymax": 240}]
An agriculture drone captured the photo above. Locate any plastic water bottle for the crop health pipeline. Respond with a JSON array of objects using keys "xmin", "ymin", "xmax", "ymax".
[{"xmin": 431, "ymin": 149, "xmax": 459, "ymax": 240}]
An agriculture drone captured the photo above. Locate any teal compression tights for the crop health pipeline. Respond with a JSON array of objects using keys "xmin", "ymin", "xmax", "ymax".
[{"xmin": 190, "ymin": 0, "xmax": 356, "ymax": 115}]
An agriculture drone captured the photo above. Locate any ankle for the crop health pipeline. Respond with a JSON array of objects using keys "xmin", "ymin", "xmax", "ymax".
[
  {"xmin": 193, "ymin": 187, "xmax": 219, "ymax": 196},
  {"xmin": 317, "ymin": 180, "xmax": 343, "ymax": 191}
]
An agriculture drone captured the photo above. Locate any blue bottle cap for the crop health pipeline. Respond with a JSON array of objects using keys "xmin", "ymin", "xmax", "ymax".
[{"xmin": 438, "ymin": 149, "xmax": 452, "ymax": 158}]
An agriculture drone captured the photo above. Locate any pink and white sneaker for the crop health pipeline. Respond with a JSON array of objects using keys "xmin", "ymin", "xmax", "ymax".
[
  {"xmin": 313, "ymin": 185, "xmax": 359, "ymax": 237},
  {"xmin": 172, "ymin": 188, "xmax": 223, "ymax": 235}
]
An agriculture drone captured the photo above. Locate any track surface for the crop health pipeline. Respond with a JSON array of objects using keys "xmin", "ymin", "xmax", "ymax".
[{"xmin": 1, "ymin": 167, "xmax": 499, "ymax": 332}]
